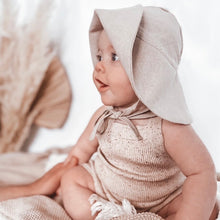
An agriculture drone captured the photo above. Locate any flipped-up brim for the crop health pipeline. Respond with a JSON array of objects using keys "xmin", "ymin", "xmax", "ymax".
[{"xmin": 89, "ymin": 5, "xmax": 192, "ymax": 124}]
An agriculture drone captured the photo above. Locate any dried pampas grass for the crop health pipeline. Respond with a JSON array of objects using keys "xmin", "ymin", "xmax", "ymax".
[{"xmin": 0, "ymin": 0, "xmax": 71, "ymax": 153}]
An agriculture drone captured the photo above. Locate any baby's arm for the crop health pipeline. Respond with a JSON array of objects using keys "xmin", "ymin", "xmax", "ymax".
[
  {"xmin": 65, "ymin": 105, "xmax": 106, "ymax": 164},
  {"xmin": 162, "ymin": 120, "xmax": 217, "ymax": 220},
  {"xmin": 59, "ymin": 106, "xmax": 107, "ymax": 219},
  {"xmin": 0, "ymin": 158, "xmax": 77, "ymax": 202}
]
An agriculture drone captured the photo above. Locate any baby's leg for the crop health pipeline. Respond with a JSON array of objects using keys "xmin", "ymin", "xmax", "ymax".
[
  {"xmin": 157, "ymin": 194, "xmax": 219, "ymax": 220},
  {"xmin": 61, "ymin": 165, "xmax": 95, "ymax": 220}
]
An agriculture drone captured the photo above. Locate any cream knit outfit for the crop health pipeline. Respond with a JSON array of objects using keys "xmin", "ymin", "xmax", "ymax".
[{"xmin": 83, "ymin": 101, "xmax": 185, "ymax": 213}]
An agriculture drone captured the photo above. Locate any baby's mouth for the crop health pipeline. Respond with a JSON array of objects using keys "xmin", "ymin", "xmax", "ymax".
[{"xmin": 95, "ymin": 79, "xmax": 109, "ymax": 92}]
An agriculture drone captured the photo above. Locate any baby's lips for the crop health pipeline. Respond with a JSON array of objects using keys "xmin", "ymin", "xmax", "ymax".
[{"xmin": 95, "ymin": 78, "xmax": 107, "ymax": 87}]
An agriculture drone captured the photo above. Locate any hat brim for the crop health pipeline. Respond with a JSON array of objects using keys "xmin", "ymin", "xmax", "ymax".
[{"xmin": 131, "ymin": 38, "xmax": 192, "ymax": 124}]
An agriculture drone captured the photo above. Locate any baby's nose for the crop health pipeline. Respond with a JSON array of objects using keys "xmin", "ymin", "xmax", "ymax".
[{"xmin": 95, "ymin": 61, "xmax": 105, "ymax": 73}]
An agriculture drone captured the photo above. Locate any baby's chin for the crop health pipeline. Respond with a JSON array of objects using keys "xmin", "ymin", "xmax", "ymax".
[
  {"xmin": 101, "ymin": 98, "xmax": 138, "ymax": 109},
  {"xmin": 100, "ymin": 98, "xmax": 114, "ymax": 107}
]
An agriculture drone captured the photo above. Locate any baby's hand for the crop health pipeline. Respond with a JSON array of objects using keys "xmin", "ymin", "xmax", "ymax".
[
  {"xmin": 64, "ymin": 149, "xmax": 78, "ymax": 165},
  {"xmin": 30, "ymin": 157, "xmax": 78, "ymax": 196}
]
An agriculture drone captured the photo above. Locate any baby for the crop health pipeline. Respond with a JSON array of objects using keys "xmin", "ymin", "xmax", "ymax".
[
  {"xmin": 0, "ymin": 5, "xmax": 218, "ymax": 220},
  {"xmin": 60, "ymin": 5, "xmax": 218, "ymax": 220}
]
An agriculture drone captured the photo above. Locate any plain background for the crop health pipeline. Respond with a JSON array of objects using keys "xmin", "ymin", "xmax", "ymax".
[{"xmin": 13, "ymin": 0, "xmax": 220, "ymax": 170}]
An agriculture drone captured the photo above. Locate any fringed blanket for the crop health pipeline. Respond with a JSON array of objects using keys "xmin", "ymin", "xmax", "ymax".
[{"xmin": 0, "ymin": 195, "xmax": 71, "ymax": 220}]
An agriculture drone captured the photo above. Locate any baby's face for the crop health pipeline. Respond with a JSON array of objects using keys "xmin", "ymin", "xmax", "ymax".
[{"xmin": 93, "ymin": 30, "xmax": 138, "ymax": 108}]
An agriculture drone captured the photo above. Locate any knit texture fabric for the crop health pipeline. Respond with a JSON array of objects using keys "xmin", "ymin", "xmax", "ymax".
[
  {"xmin": 112, "ymin": 212, "xmax": 164, "ymax": 220},
  {"xmin": 83, "ymin": 102, "xmax": 185, "ymax": 213},
  {"xmin": 0, "ymin": 195, "xmax": 71, "ymax": 220}
]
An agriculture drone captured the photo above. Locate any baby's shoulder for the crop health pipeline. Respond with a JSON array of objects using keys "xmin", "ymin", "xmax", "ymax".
[
  {"xmin": 162, "ymin": 120, "xmax": 193, "ymax": 139},
  {"xmin": 91, "ymin": 105, "xmax": 106, "ymax": 120},
  {"xmin": 161, "ymin": 119, "xmax": 198, "ymax": 151},
  {"xmin": 161, "ymin": 120, "xmax": 213, "ymax": 175}
]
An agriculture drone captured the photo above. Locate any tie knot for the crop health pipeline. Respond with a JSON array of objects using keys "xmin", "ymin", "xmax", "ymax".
[
  {"xmin": 90, "ymin": 101, "xmax": 156, "ymax": 141},
  {"xmin": 111, "ymin": 110, "xmax": 123, "ymax": 119}
]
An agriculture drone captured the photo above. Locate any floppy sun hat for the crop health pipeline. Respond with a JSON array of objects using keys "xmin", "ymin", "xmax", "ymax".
[{"xmin": 89, "ymin": 5, "xmax": 192, "ymax": 124}]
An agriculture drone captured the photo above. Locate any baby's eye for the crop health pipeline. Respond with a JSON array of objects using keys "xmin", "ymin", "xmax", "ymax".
[
  {"xmin": 96, "ymin": 55, "xmax": 102, "ymax": 62},
  {"xmin": 112, "ymin": 53, "xmax": 119, "ymax": 62}
]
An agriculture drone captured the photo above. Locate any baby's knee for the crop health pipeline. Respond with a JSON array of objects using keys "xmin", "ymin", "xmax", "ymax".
[
  {"xmin": 61, "ymin": 165, "xmax": 80, "ymax": 187},
  {"xmin": 60, "ymin": 166, "xmax": 82, "ymax": 200},
  {"xmin": 61, "ymin": 165, "xmax": 93, "ymax": 190}
]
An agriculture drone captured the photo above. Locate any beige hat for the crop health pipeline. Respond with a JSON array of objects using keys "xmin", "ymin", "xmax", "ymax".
[{"xmin": 89, "ymin": 5, "xmax": 192, "ymax": 124}]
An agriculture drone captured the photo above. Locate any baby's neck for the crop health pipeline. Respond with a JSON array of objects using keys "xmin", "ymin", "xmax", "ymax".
[{"xmin": 113, "ymin": 100, "xmax": 140, "ymax": 112}]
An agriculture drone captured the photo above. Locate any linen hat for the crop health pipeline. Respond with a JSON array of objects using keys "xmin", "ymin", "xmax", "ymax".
[{"xmin": 89, "ymin": 5, "xmax": 192, "ymax": 124}]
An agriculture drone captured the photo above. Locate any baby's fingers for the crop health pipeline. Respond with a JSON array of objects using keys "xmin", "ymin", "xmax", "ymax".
[
  {"xmin": 64, "ymin": 154, "xmax": 73, "ymax": 165},
  {"xmin": 65, "ymin": 156, "xmax": 78, "ymax": 167}
]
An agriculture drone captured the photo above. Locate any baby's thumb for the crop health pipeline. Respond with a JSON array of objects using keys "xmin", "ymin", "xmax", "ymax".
[
  {"xmin": 64, "ymin": 154, "xmax": 71, "ymax": 165},
  {"xmin": 65, "ymin": 156, "xmax": 78, "ymax": 166}
]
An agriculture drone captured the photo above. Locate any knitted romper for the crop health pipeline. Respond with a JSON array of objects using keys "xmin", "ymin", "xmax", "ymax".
[{"xmin": 83, "ymin": 105, "xmax": 186, "ymax": 213}]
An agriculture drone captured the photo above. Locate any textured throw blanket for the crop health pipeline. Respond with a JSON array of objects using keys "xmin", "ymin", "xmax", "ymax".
[
  {"xmin": 0, "ymin": 195, "xmax": 71, "ymax": 220},
  {"xmin": 0, "ymin": 148, "xmax": 72, "ymax": 220}
]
